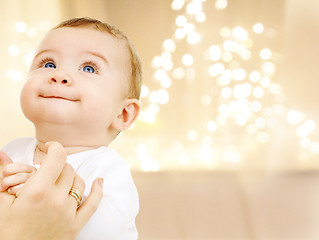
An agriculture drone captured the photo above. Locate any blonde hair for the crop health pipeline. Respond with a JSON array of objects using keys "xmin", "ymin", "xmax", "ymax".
[{"xmin": 53, "ymin": 17, "xmax": 142, "ymax": 99}]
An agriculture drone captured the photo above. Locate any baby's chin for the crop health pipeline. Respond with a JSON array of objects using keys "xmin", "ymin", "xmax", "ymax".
[{"xmin": 24, "ymin": 104, "xmax": 80, "ymax": 126}]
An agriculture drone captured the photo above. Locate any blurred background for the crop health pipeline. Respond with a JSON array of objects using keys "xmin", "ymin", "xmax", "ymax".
[{"xmin": 1, "ymin": 0, "xmax": 319, "ymax": 239}]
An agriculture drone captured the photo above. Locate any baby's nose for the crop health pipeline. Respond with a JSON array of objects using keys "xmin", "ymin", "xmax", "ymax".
[
  {"xmin": 48, "ymin": 70, "xmax": 72, "ymax": 86},
  {"xmin": 50, "ymin": 77, "xmax": 69, "ymax": 84}
]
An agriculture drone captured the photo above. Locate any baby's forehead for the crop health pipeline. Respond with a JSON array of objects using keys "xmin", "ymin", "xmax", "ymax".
[
  {"xmin": 38, "ymin": 27, "xmax": 130, "ymax": 57},
  {"xmin": 45, "ymin": 27, "xmax": 121, "ymax": 43}
]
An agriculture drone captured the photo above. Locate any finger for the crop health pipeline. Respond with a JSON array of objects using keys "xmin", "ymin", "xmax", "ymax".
[
  {"xmin": 8, "ymin": 184, "xmax": 24, "ymax": 195},
  {"xmin": 0, "ymin": 152, "xmax": 13, "ymax": 182},
  {"xmin": 36, "ymin": 141, "xmax": 67, "ymax": 184},
  {"xmin": 55, "ymin": 163, "xmax": 75, "ymax": 193},
  {"xmin": 2, "ymin": 163, "xmax": 36, "ymax": 177},
  {"xmin": 75, "ymin": 178, "xmax": 103, "ymax": 231},
  {"xmin": 68, "ymin": 174, "xmax": 85, "ymax": 208},
  {"xmin": 0, "ymin": 172, "xmax": 33, "ymax": 191},
  {"xmin": 0, "ymin": 151, "xmax": 13, "ymax": 165}
]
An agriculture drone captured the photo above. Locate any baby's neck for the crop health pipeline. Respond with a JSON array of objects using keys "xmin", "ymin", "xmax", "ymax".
[{"xmin": 33, "ymin": 141, "xmax": 100, "ymax": 165}]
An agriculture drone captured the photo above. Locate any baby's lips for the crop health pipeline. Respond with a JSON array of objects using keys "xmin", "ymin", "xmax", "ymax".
[{"xmin": 39, "ymin": 94, "xmax": 79, "ymax": 102}]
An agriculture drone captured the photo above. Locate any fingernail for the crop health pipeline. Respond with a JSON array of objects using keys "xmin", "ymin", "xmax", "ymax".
[{"xmin": 98, "ymin": 178, "xmax": 104, "ymax": 187}]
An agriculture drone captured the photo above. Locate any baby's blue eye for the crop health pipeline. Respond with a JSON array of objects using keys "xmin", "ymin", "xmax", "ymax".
[
  {"xmin": 83, "ymin": 66, "xmax": 95, "ymax": 73},
  {"xmin": 44, "ymin": 62, "xmax": 56, "ymax": 68}
]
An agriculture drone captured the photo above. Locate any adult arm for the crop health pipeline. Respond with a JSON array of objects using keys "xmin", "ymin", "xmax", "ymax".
[{"xmin": 0, "ymin": 142, "xmax": 103, "ymax": 240}]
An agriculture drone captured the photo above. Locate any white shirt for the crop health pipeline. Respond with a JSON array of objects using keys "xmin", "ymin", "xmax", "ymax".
[{"xmin": 1, "ymin": 137, "xmax": 139, "ymax": 240}]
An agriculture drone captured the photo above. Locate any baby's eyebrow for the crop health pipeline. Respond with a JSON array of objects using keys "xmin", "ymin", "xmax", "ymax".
[
  {"xmin": 33, "ymin": 49, "xmax": 55, "ymax": 59},
  {"xmin": 86, "ymin": 51, "xmax": 109, "ymax": 65}
]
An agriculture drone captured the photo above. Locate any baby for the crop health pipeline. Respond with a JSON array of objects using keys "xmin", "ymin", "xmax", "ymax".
[{"xmin": 0, "ymin": 17, "xmax": 142, "ymax": 240}]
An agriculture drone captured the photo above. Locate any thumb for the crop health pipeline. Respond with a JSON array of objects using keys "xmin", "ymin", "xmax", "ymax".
[
  {"xmin": 0, "ymin": 151, "xmax": 13, "ymax": 165},
  {"xmin": 74, "ymin": 178, "xmax": 104, "ymax": 232}
]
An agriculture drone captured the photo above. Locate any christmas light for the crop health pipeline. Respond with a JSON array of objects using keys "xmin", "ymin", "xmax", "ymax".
[{"xmin": 135, "ymin": 0, "xmax": 319, "ymax": 171}]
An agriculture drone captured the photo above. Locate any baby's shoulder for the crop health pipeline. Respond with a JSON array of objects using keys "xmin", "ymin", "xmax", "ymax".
[
  {"xmin": 2, "ymin": 137, "xmax": 36, "ymax": 149},
  {"xmin": 1, "ymin": 137, "xmax": 36, "ymax": 164},
  {"xmin": 69, "ymin": 147, "xmax": 131, "ymax": 178}
]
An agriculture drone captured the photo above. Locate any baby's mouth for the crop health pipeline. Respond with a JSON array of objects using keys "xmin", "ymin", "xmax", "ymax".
[{"xmin": 39, "ymin": 95, "xmax": 79, "ymax": 102}]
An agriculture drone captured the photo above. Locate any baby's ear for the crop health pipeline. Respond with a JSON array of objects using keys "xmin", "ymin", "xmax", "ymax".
[{"xmin": 111, "ymin": 98, "xmax": 140, "ymax": 131}]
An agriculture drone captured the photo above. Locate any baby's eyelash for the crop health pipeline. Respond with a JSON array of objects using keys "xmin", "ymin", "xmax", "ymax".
[
  {"xmin": 35, "ymin": 58, "xmax": 100, "ymax": 73},
  {"xmin": 38, "ymin": 57, "xmax": 55, "ymax": 68},
  {"xmin": 81, "ymin": 61, "xmax": 100, "ymax": 74}
]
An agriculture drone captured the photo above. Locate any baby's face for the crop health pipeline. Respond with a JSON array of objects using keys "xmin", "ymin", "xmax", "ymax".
[{"xmin": 20, "ymin": 27, "xmax": 130, "ymax": 137}]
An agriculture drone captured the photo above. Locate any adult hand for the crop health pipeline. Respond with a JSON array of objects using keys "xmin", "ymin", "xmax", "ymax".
[{"xmin": 0, "ymin": 142, "xmax": 103, "ymax": 240}]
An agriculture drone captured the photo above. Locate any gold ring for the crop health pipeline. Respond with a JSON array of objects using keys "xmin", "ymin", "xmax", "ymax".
[{"xmin": 69, "ymin": 188, "xmax": 82, "ymax": 207}]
